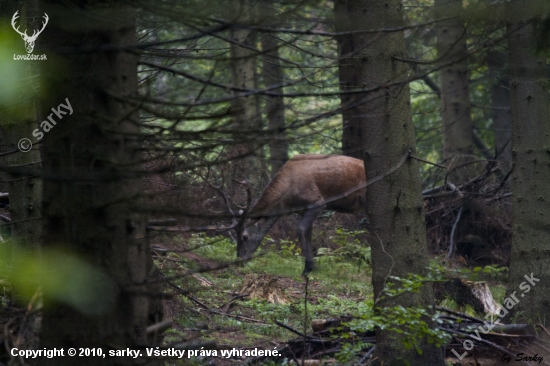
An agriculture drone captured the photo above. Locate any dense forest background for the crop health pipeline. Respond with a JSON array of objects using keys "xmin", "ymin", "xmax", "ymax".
[{"xmin": 0, "ymin": 0, "xmax": 550, "ymax": 365}]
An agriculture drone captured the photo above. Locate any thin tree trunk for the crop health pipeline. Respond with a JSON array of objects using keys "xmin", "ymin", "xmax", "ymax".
[
  {"xmin": 229, "ymin": 0, "xmax": 262, "ymax": 183},
  {"xmin": 39, "ymin": 3, "xmax": 159, "ymax": 365},
  {"xmin": 349, "ymin": 0, "xmax": 445, "ymax": 363},
  {"xmin": 503, "ymin": 4, "xmax": 550, "ymax": 323},
  {"xmin": 435, "ymin": 0, "xmax": 474, "ymax": 181},
  {"xmin": 334, "ymin": 0, "xmax": 363, "ymax": 159},
  {"xmin": 260, "ymin": 1, "xmax": 288, "ymax": 177},
  {"xmin": 488, "ymin": 50, "xmax": 512, "ymax": 172},
  {"xmin": 420, "ymin": 75, "xmax": 495, "ymax": 160}
]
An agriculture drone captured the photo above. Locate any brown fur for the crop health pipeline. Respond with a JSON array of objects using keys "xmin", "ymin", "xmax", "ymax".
[
  {"xmin": 251, "ymin": 154, "xmax": 366, "ymax": 216},
  {"xmin": 238, "ymin": 154, "xmax": 367, "ymax": 274}
]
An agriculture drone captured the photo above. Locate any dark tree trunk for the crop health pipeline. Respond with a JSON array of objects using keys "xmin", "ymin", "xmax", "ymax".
[
  {"xmin": 488, "ymin": 50, "xmax": 512, "ymax": 172},
  {"xmin": 342, "ymin": 0, "xmax": 445, "ymax": 364},
  {"xmin": 0, "ymin": 0, "xmax": 43, "ymax": 307},
  {"xmin": 334, "ymin": 0, "xmax": 363, "ymax": 159},
  {"xmin": 435, "ymin": 0, "xmax": 474, "ymax": 181},
  {"xmin": 39, "ymin": 3, "xmax": 160, "ymax": 365},
  {"xmin": 229, "ymin": 0, "xmax": 262, "ymax": 183},
  {"xmin": 260, "ymin": 0, "xmax": 288, "ymax": 177},
  {"xmin": 503, "ymin": 5, "xmax": 550, "ymax": 323}
]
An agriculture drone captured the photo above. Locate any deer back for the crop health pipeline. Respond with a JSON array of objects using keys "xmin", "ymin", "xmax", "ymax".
[{"xmin": 252, "ymin": 154, "xmax": 366, "ymax": 216}]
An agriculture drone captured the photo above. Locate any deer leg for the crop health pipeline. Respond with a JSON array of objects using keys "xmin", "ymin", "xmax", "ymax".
[{"xmin": 297, "ymin": 204, "xmax": 324, "ymax": 276}]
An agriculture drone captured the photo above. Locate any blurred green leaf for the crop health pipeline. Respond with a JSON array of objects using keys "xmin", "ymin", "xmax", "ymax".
[{"xmin": 1, "ymin": 244, "xmax": 115, "ymax": 315}]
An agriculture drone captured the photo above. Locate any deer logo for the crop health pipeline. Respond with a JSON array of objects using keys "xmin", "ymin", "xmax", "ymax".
[{"xmin": 11, "ymin": 11, "xmax": 48, "ymax": 54}]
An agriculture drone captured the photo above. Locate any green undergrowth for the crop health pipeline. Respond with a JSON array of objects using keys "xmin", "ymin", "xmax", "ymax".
[
  {"xmin": 160, "ymin": 230, "xmax": 374, "ymax": 353},
  {"xmin": 158, "ymin": 231, "xmax": 508, "ymax": 364}
]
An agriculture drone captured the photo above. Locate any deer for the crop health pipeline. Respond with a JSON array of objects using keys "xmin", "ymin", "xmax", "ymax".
[
  {"xmin": 230, "ymin": 154, "xmax": 368, "ymax": 276},
  {"xmin": 11, "ymin": 11, "xmax": 49, "ymax": 54}
]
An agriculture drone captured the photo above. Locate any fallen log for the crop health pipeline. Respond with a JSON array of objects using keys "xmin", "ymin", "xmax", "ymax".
[{"xmin": 311, "ymin": 318, "xmax": 343, "ymax": 332}]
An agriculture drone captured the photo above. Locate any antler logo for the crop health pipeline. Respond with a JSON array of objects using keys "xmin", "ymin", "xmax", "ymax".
[{"xmin": 11, "ymin": 11, "xmax": 48, "ymax": 54}]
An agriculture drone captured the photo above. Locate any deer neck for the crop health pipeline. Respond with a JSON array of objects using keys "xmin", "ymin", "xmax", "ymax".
[
  {"xmin": 257, "ymin": 214, "xmax": 279, "ymax": 235},
  {"xmin": 248, "ymin": 214, "xmax": 280, "ymax": 251},
  {"xmin": 245, "ymin": 180, "xmax": 285, "ymax": 248}
]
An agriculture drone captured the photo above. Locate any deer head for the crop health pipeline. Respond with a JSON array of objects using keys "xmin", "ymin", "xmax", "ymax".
[
  {"xmin": 236, "ymin": 210, "xmax": 284, "ymax": 260},
  {"xmin": 11, "ymin": 11, "xmax": 48, "ymax": 53},
  {"xmin": 236, "ymin": 218, "xmax": 264, "ymax": 259},
  {"xmin": 226, "ymin": 181, "xmax": 280, "ymax": 260},
  {"xmin": 209, "ymin": 179, "xmax": 256, "ymax": 258}
]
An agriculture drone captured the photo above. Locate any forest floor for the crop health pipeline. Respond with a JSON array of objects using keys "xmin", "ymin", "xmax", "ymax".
[
  {"xmin": 0, "ymin": 212, "xmax": 515, "ymax": 365},
  {"xmin": 154, "ymin": 226, "xmax": 373, "ymax": 365},
  {"xmin": 152, "ymin": 214, "xmax": 509, "ymax": 366}
]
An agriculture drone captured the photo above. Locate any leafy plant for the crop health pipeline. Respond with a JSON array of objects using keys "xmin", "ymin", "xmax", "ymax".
[
  {"xmin": 336, "ymin": 302, "xmax": 451, "ymax": 358},
  {"xmin": 329, "ymin": 262, "xmax": 514, "ymax": 360},
  {"xmin": 319, "ymin": 227, "xmax": 370, "ymax": 270},
  {"xmin": 192, "ymin": 234, "xmax": 235, "ymax": 260},
  {"xmin": 335, "ymin": 342, "xmax": 373, "ymax": 364},
  {"xmin": 278, "ymin": 238, "xmax": 301, "ymax": 258}
]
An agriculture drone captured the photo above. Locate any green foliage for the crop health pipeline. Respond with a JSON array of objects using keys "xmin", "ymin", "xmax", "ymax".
[
  {"xmin": 318, "ymin": 227, "xmax": 370, "ymax": 270},
  {"xmin": 0, "ymin": 25, "xmax": 36, "ymax": 119},
  {"xmin": 381, "ymin": 262, "xmax": 507, "ymax": 301},
  {"xmin": 174, "ymin": 234, "xmax": 509, "ymax": 361},
  {"xmin": 192, "ymin": 233, "xmax": 236, "ymax": 261},
  {"xmin": 489, "ymin": 283, "xmax": 507, "ymax": 304},
  {"xmin": 276, "ymin": 238, "xmax": 301, "ymax": 258},
  {"xmin": 327, "ymin": 300, "xmax": 451, "ymax": 361},
  {"xmin": 317, "ymin": 295, "xmax": 371, "ymax": 316},
  {"xmin": 329, "ymin": 262, "xmax": 509, "ymax": 360},
  {"xmin": 0, "ymin": 244, "xmax": 114, "ymax": 314},
  {"xmin": 337, "ymin": 303, "xmax": 451, "ymax": 359},
  {"xmin": 171, "ymin": 232, "xmax": 373, "ymax": 348},
  {"xmin": 335, "ymin": 342, "xmax": 373, "ymax": 364},
  {"xmin": 245, "ymin": 298, "xmax": 294, "ymax": 322}
]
